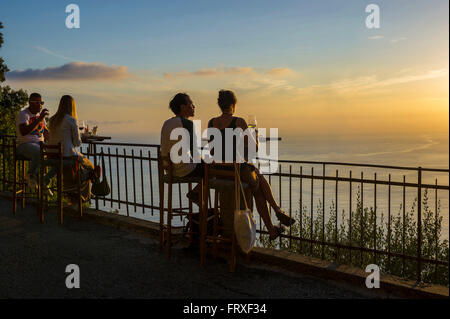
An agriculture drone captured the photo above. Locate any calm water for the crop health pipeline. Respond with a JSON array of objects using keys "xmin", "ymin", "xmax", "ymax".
[{"xmin": 86, "ymin": 132, "xmax": 449, "ymax": 240}]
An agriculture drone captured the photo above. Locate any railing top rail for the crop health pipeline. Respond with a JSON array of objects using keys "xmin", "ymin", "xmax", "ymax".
[
  {"xmin": 86, "ymin": 141, "xmax": 160, "ymax": 148},
  {"xmin": 256, "ymin": 157, "xmax": 450, "ymax": 173},
  {"xmin": 1, "ymin": 135, "xmax": 448, "ymax": 173}
]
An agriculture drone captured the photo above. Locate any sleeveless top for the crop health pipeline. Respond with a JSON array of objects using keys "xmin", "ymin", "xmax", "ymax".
[{"xmin": 208, "ymin": 117, "xmax": 238, "ymax": 162}]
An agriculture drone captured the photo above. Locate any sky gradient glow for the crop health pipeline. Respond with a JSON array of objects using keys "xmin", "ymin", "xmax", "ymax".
[{"xmin": 1, "ymin": 0, "xmax": 448, "ymax": 145}]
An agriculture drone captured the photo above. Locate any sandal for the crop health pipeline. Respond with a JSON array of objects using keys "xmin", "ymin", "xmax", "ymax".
[
  {"xmin": 274, "ymin": 208, "xmax": 296, "ymax": 226},
  {"xmin": 269, "ymin": 225, "xmax": 285, "ymax": 241}
]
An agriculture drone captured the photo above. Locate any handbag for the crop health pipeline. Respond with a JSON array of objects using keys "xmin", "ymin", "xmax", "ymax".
[
  {"xmin": 91, "ymin": 151, "xmax": 110, "ymax": 197},
  {"xmin": 233, "ymin": 164, "xmax": 257, "ymax": 254}
]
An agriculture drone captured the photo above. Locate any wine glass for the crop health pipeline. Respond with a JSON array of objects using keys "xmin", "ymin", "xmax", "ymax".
[
  {"xmin": 78, "ymin": 120, "xmax": 85, "ymax": 132},
  {"xmin": 247, "ymin": 115, "xmax": 257, "ymax": 129}
]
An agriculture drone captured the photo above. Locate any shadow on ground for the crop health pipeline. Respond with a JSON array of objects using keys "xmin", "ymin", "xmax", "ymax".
[{"xmin": 0, "ymin": 197, "xmax": 377, "ymax": 299}]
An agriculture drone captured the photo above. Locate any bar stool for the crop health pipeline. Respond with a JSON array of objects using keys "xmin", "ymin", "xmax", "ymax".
[
  {"xmin": 38, "ymin": 142, "xmax": 63, "ymax": 223},
  {"xmin": 158, "ymin": 150, "xmax": 204, "ymax": 259},
  {"xmin": 60, "ymin": 155, "xmax": 84, "ymax": 219},
  {"xmin": 200, "ymin": 163, "xmax": 252, "ymax": 272},
  {"xmin": 12, "ymin": 139, "xmax": 38, "ymax": 215},
  {"xmin": 39, "ymin": 142, "xmax": 86, "ymax": 224}
]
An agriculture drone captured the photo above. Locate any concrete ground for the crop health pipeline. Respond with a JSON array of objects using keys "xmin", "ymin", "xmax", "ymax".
[{"xmin": 0, "ymin": 197, "xmax": 378, "ymax": 299}]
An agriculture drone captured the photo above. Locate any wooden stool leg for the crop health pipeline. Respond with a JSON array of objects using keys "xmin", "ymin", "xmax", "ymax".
[
  {"xmin": 77, "ymin": 170, "xmax": 82, "ymax": 219},
  {"xmin": 212, "ymin": 190, "xmax": 219, "ymax": 260},
  {"xmin": 59, "ymin": 161, "xmax": 64, "ymax": 224},
  {"xmin": 230, "ymin": 230, "xmax": 237, "ymax": 272},
  {"xmin": 229, "ymin": 165, "xmax": 238, "ymax": 272},
  {"xmin": 12, "ymin": 160, "xmax": 17, "ymax": 214},
  {"xmin": 39, "ymin": 160, "xmax": 44, "ymax": 223},
  {"xmin": 200, "ymin": 179, "xmax": 207, "ymax": 268},
  {"xmin": 21, "ymin": 161, "xmax": 25, "ymax": 209},
  {"xmin": 159, "ymin": 181, "xmax": 165, "ymax": 253},
  {"xmin": 166, "ymin": 181, "xmax": 173, "ymax": 259},
  {"xmin": 187, "ymin": 183, "xmax": 193, "ymax": 244}
]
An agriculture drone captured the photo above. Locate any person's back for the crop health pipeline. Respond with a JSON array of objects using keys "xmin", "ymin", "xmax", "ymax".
[
  {"xmin": 48, "ymin": 114, "xmax": 82, "ymax": 158},
  {"xmin": 47, "ymin": 95, "xmax": 99, "ymax": 210},
  {"xmin": 160, "ymin": 116, "xmax": 197, "ymax": 177},
  {"xmin": 207, "ymin": 116, "xmax": 240, "ymax": 162},
  {"xmin": 206, "ymin": 90, "xmax": 295, "ymax": 241}
]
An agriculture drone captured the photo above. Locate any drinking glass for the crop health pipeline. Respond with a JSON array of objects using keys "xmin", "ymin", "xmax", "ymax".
[
  {"xmin": 247, "ymin": 115, "xmax": 257, "ymax": 129},
  {"xmin": 78, "ymin": 120, "xmax": 85, "ymax": 132}
]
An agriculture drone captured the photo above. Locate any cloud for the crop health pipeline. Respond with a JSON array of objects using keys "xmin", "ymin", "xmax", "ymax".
[
  {"xmin": 265, "ymin": 67, "xmax": 294, "ymax": 77},
  {"xmin": 86, "ymin": 120, "xmax": 136, "ymax": 125},
  {"xmin": 164, "ymin": 66, "xmax": 295, "ymax": 79},
  {"xmin": 390, "ymin": 37, "xmax": 407, "ymax": 43},
  {"xmin": 367, "ymin": 36, "xmax": 407, "ymax": 43},
  {"xmin": 7, "ymin": 62, "xmax": 129, "ymax": 81},
  {"xmin": 164, "ymin": 67, "xmax": 253, "ymax": 78},
  {"xmin": 368, "ymin": 35, "xmax": 384, "ymax": 40},
  {"xmin": 338, "ymin": 68, "xmax": 448, "ymax": 92},
  {"xmin": 35, "ymin": 46, "xmax": 73, "ymax": 61},
  {"xmin": 230, "ymin": 77, "xmax": 295, "ymax": 92},
  {"xmin": 298, "ymin": 68, "xmax": 449, "ymax": 95}
]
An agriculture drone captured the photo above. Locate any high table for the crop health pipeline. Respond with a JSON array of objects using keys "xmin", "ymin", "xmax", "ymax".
[{"xmin": 81, "ymin": 134, "xmax": 111, "ymax": 155}]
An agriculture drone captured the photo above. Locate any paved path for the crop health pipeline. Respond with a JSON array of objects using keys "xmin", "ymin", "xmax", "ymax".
[{"xmin": 0, "ymin": 197, "xmax": 376, "ymax": 298}]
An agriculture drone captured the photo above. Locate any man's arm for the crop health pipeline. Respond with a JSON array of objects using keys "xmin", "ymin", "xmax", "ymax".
[
  {"xmin": 43, "ymin": 126, "xmax": 50, "ymax": 141},
  {"xmin": 18, "ymin": 109, "xmax": 48, "ymax": 136}
]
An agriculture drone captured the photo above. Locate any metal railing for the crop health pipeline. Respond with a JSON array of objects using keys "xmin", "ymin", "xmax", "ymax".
[
  {"xmin": 1, "ymin": 135, "xmax": 449, "ymax": 284},
  {"xmin": 81, "ymin": 141, "xmax": 161, "ymax": 217},
  {"xmin": 254, "ymin": 158, "xmax": 449, "ymax": 284}
]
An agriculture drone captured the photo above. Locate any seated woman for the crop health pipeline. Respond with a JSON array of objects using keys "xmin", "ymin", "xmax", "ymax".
[
  {"xmin": 47, "ymin": 95, "xmax": 100, "ymax": 209},
  {"xmin": 207, "ymin": 90, "xmax": 295, "ymax": 241}
]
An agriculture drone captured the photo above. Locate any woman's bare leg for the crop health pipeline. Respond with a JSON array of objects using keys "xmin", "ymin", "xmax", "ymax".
[
  {"xmin": 256, "ymin": 170, "xmax": 280, "ymax": 210},
  {"xmin": 253, "ymin": 187, "xmax": 278, "ymax": 237},
  {"xmin": 255, "ymin": 168, "xmax": 296, "ymax": 226}
]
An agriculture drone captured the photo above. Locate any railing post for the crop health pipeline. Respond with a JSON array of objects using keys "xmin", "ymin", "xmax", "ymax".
[
  {"xmin": 2, "ymin": 136, "xmax": 5, "ymax": 192},
  {"xmin": 417, "ymin": 167, "xmax": 422, "ymax": 283},
  {"xmin": 93, "ymin": 143, "xmax": 99, "ymax": 211},
  {"xmin": 157, "ymin": 146, "xmax": 161, "ymax": 214},
  {"xmin": 322, "ymin": 163, "xmax": 325, "ymax": 259}
]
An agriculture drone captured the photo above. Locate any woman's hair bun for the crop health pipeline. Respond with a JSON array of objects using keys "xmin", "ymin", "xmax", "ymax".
[{"xmin": 218, "ymin": 90, "xmax": 237, "ymax": 110}]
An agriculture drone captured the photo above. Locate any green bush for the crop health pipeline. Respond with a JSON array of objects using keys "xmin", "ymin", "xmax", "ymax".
[
  {"xmin": 258, "ymin": 187, "xmax": 449, "ymax": 286},
  {"xmin": 0, "ymin": 22, "xmax": 28, "ymax": 191}
]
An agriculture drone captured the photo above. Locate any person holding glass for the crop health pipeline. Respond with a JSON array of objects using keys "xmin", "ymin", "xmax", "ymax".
[
  {"xmin": 15, "ymin": 92, "xmax": 51, "ymax": 191},
  {"xmin": 205, "ymin": 90, "xmax": 295, "ymax": 241}
]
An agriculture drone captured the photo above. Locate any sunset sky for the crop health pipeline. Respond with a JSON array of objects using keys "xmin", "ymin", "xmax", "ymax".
[{"xmin": 1, "ymin": 0, "xmax": 448, "ymax": 143}]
